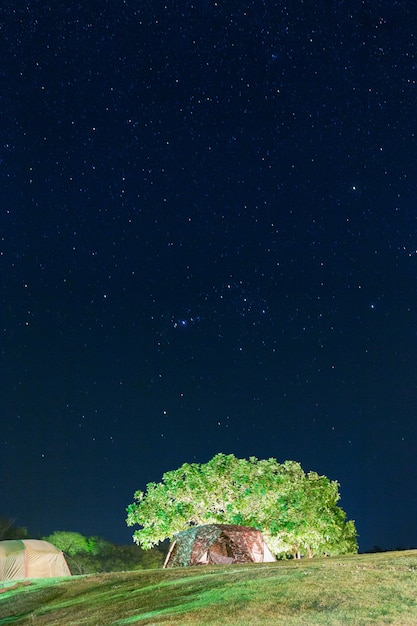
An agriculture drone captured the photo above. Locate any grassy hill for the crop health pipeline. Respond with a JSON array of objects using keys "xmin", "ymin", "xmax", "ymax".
[{"xmin": 1, "ymin": 550, "xmax": 417, "ymax": 625}]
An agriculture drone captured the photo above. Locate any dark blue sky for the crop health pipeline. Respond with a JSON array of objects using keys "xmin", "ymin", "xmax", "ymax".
[{"xmin": 2, "ymin": 1, "xmax": 417, "ymax": 552}]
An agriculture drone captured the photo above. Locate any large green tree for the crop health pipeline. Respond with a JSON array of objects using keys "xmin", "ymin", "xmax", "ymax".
[{"xmin": 126, "ymin": 453, "xmax": 358, "ymax": 558}]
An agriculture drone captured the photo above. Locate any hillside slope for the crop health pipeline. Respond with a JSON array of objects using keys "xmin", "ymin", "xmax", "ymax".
[{"xmin": 1, "ymin": 550, "xmax": 417, "ymax": 625}]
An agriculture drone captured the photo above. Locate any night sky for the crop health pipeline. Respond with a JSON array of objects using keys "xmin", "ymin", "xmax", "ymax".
[{"xmin": 2, "ymin": 1, "xmax": 417, "ymax": 553}]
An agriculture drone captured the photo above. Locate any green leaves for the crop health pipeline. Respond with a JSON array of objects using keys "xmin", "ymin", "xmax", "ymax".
[
  {"xmin": 43, "ymin": 531, "xmax": 90, "ymax": 556},
  {"xmin": 126, "ymin": 452, "xmax": 358, "ymax": 557}
]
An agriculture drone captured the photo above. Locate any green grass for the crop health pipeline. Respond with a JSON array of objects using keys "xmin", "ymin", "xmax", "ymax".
[{"xmin": 1, "ymin": 550, "xmax": 417, "ymax": 625}]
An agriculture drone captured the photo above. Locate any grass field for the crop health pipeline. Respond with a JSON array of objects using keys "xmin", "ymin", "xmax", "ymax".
[{"xmin": 1, "ymin": 550, "xmax": 417, "ymax": 625}]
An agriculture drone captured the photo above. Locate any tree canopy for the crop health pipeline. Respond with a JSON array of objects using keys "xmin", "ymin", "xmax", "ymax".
[
  {"xmin": 0, "ymin": 517, "xmax": 27, "ymax": 540},
  {"xmin": 43, "ymin": 531, "xmax": 94, "ymax": 556},
  {"xmin": 126, "ymin": 453, "xmax": 357, "ymax": 558}
]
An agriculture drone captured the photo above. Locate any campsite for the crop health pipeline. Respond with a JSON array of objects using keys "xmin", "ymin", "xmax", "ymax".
[
  {"xmin": 1, "ymin": 549, "xmax": 417, "ymax": 625},
  {"xmin": 1, "ymin": 458, "xmax": 413, "ymax": 623}
]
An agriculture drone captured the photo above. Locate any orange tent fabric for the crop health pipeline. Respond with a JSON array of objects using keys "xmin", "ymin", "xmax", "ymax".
[{"xmin": 0, "ymin": 540, "xmax": 71, "ymax": 581}]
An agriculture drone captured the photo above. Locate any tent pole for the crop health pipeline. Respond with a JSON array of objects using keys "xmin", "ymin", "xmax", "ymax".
[{"xmin": 163, "ymin": 539, "xmax": 177, "ymax": 568}]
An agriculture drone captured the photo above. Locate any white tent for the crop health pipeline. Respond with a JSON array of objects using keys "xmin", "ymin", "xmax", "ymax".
[{"xmin": 0, "ymin": 540, "xmax": 71, "ymax": 581}]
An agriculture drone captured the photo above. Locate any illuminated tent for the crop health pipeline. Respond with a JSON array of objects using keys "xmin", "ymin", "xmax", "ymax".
[
  {"xmin": 163, "ymin": 524, "xmax": 276, "ymax": 568},
  {"xmin": 0, "ymin": 540, "xmax": 71, "ymax": 581}
]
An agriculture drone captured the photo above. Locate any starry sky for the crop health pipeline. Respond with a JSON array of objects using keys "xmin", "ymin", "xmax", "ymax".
[{"xmin": 2, "ymin": 1, "xmax": 417, "ymax": 553}]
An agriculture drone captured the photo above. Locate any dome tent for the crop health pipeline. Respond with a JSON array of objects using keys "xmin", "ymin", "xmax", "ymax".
[
  {"xmin": 163, "ymin": 524, "xmax": 276, "ymax": 568},
  {"xmin": 0, "ymin": 540, "xmax": 71, "ymax": 581}
]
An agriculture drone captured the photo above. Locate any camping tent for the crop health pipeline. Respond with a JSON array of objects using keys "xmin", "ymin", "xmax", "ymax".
[
  {"xmin": 0, "ymin": 539, "xmax": 71, "ymax": 581},
  {"xmin": 163, "ymin": 524, "xmax": 276, "ymax": 568}
]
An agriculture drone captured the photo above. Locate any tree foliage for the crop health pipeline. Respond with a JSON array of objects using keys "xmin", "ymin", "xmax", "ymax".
[
  {"xmin": 43, "ymin": 531, "xmax": 92, "ymax": 556},
  {"xmin": 0, "ymin": 517, "xmax": 27, "ymax": 540},
  {"xmin": 43, "ymin": 530, "xmax": 165, "ymax": 574},
  {"xmin": 126, "ymin": 453, "xmax": 358, "ymax": 558}
]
